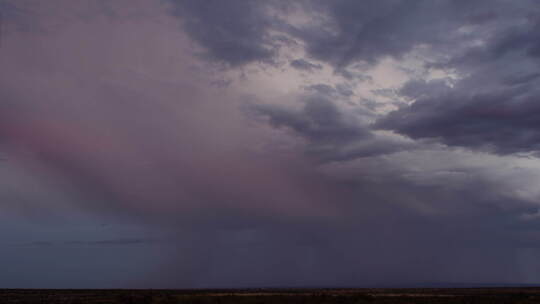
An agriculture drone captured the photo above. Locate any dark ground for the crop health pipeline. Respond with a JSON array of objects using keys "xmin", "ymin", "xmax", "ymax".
[{"xmin": 1, "ymin": 287, "xmax": 540, "ymax": 304}]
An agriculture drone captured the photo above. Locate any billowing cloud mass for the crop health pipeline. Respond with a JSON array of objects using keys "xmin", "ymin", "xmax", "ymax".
[{"xmin": 1, "ymin": 0, "xmax": 540, "ymax": 288}]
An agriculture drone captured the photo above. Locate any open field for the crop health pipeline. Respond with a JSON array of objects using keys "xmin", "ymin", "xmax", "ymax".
[{"xmin": 2, "ymin": 288, "xmax": 540, "ymax": 304}]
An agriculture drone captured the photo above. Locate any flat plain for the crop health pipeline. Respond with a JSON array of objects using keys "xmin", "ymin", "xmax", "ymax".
[{"xmin": 2, "ymin": 287, "xmax": 540, "ymax": 304}]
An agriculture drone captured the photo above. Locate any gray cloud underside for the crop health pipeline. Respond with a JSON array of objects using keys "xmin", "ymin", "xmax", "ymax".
[
  {"xmin": 248, "ymin": 95, "xmax": 417, "ymax": 163},
  {"xmin": 377, "ymin": 11, "xmax": 540, "ymax": 155},
  {"xmin": 171, "ymin": 0, "xmax": 540, "ymax": 156},
  {"xmin": 290, "ymin": 59, "xmax": 322, "ymax": 72},
  {"xmin": 168, "ymin": 0, "xmax": 277, "ymax": 66}
]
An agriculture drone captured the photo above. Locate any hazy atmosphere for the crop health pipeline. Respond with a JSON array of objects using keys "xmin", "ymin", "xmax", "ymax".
[{"xmin": 2, "ymin": 0, "xmax": 540, "ymax": 288}]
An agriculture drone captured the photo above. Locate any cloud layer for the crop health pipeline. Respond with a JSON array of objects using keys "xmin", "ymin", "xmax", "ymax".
[{"xmin": 1, "ymin": 0, "xmax": 540, "ymax": 288}]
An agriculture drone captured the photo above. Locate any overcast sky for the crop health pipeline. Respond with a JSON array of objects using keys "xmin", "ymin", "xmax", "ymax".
[{"xmin": 1, "ymin": 0, "xmax": 540, "ymax": 288}]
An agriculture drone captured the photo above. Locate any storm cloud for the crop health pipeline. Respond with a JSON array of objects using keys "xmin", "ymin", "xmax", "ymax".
[
  {"xmin": 377, "ymin": 7, "xmax": 540, "ymax": 155},
  {"xmin": 1, "ymin": 0, "xmax": 540, "ymax": 289},
  {"xmin": 167, "ymin": 0, "xmax": 279, "ymax": 66}
]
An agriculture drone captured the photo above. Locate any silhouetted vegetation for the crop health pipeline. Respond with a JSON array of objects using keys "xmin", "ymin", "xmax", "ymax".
[{"xmin": 1, "ymin": 288, "xmax": 539, "ymax": 304}]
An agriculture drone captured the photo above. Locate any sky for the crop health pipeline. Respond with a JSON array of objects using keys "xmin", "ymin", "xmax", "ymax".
[{"xmin": 1, "ymin": 0, "xmax": 540, "ymax": 288}]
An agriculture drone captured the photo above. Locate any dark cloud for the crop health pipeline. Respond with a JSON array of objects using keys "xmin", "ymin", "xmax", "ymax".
[
  {"xmin": 249, "ymin": 95, "xmax": 419, "ymax": 163},
  {"xmin": 502, "ymin": 72, "xmax": 540, "ymax": 86},
  {"xmin": 490, "ymin": 18, "xmax": 540, "ymax": 60},
  {"xmin": 304, "ymin": 83, "xmax": 354, "ymax": 98},
  {"xmin": 168, "ymin": 0, "xmax": 538, "ymax": 71},
  {"xmin": 289, "ymin": 58, "xmax": 322, "ymax": 72},
  {"xmin": 292, "ymin": 0, "xmax": 540, "ymax": 72},
  {"xmin": 378, "ymin": 80, "xmax": 540, "ymax": 155},
  {"xmin": 252, "ymin": 96, "xmax": 370, "ymax": 145},
  {"xmin": 398, "ymin": 79, "xmax": 452, "ymax": 100},
  {"xmin": 285, "ymin": 0, "xmax": 471, "ymax": 69},
  {"xmin": 0, "ymin": 0, "xmax": 24, "ymax": 19},
  {"xmin": 376, "ymin": 8, "xmax": 540, "ymax": 155},
  {"xmin": 72, "ymin": 238, "xmax": 156, "ymax": 246},
  {"xmin": 168, "ymin": 0, "xmax": 278, "ymax": 66},
  {"xmin": 23, "ymin": 238, "xmax": 156, "ymax": 247},
  {"xmin": 305, "ymin": 84, "xmax": 336, "ymax": 95}
]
